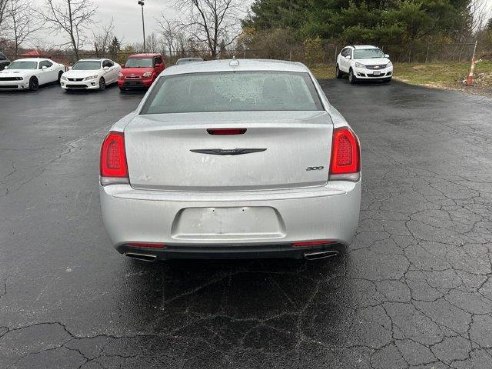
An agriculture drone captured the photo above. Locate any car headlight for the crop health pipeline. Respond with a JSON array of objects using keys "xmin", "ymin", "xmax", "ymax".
[
  {"xmin": 61, "ymin": 75, "xmax": 67, "ymax": 81},
  {"xmin": 355, "ymin": 62, "xmax": 365, "ymax": 68},
  {"xmin": 386, "ymin": 61, "xmax": 393, "ymax": 67},
  {"xmin": 83, "ymin": 75, "xmax": 99, "ymax": 81},
  {"xmin": 142, "ymin": 72, "xmax": 153, "ymax": 78}
]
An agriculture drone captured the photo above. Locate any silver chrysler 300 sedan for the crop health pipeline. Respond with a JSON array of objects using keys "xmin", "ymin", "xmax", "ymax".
[{"xmin": 99, "ymin": 59, "xmax": 361, "ymax": 261}]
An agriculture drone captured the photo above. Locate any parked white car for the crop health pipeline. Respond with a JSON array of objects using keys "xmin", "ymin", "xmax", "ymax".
[
  {"xmin": 336, "ymin": 45, "xmax": 393, "ymax": 84},
  {"xmin": 60, "ymin": 59, "xmax": 121, "ymax": 91},
  {"xmin": 0, "ymin": 58, "xmax": 65, "ymax": 91}
]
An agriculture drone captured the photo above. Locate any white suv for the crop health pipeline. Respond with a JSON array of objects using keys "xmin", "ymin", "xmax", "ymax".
[{"xmin": 336, "ymin": 45, "xmax": 393, "ymax": 84}]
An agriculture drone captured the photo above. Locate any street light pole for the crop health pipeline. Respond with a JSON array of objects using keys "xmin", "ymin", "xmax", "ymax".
[{"xmin": 138, "ymin": 0, "xmax": 146, "ymax": 52}]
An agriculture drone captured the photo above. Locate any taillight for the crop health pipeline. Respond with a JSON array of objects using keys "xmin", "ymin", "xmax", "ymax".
[
  {"xmin": 329, "ymin": 127, "xmax": 361, "ymax": 181},
  {"xmin": 100, "ymin": 131, "xmax": 129, "ymax": 185},
  {"xmin": 207, "ymin": 128, "xmax": 247, "ymax": 135},
  {"xmin": 128, "ymin": 242, "xmax": 166, "ymax": 249}
]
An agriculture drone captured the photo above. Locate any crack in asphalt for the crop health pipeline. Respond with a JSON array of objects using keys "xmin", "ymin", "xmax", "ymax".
[{"xmin": 1, "ymin": 81, "xmax": 492, "ymax": 368}]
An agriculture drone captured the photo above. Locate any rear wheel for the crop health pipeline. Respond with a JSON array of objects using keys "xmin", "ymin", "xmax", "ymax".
[
  {"xmin": 336, "ymin": 65, "xmax": 343, "ymax": 79},
  {"xmin": 99, "ymin": 77, "xmax": 106, "ymax": 91},
  {"xmin": 348, "ymin": 69, "xmax": 357, "ymax": 84},
  {"xmin": 57, "ymin": 71, "xmax": 63, "ymax": 83},
  {"xmin": 29, "ymin": 77, "xmax": 39, "ymax": 91}
]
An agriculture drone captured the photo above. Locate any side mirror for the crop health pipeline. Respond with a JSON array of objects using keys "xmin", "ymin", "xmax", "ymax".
[
  {"xmin": 103, "ymin": 66, "xmax": 109, "ymax": 71},
  {"xmin": 42, "ymin": 66, "xmax": 48, "ymax": 70},
  {"xmin": 4, "ymin": 66, "xmax": 8, "ymax": 69},
  {"xmin": 346, "ymin": 55, "xmax": 351, "ymax": 59},
  {"xmin": 384, "ymin": 54, "xmax": 389, "ymax": 58}
]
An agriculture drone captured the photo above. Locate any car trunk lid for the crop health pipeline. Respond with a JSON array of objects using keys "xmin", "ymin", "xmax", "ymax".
[{"xmin": 125, "ymin": 111, "xmax": 333, "ymax": 191}]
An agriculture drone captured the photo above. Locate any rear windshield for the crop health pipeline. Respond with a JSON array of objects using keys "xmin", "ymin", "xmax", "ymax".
[
  {"xmin": 126, "ymin": 58, "xmax": 153, "ymax": 68},
  {"xmin": 141, "ymin": 71, "xmax": 323, "ymax": 114},
  {"xmin": 0, "ymin": 52, "xmax": 6, "ymax": 60},
  {"xmin": 72, "ymin": 61, "xmax": 101, "ymax": 70}
]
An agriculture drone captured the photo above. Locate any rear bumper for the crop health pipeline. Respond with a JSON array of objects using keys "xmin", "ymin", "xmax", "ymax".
[
  {"xmin": 117, "ymin": 242, "xmax": 346, "ymax": 260},
  {"xmin": 100, "ymin": 181, "xmax": 361, "ymax": 260}
]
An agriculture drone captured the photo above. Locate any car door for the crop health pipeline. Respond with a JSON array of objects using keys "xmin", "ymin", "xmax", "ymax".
[
  {"xmin": 39, "ymin": 60, "xmax": 58, "ymax": 84},
  {"xmin": 45, "ymin": 60, "xmax": 58, "ymax": 82},
  {"xmin": 339, "ymin": 48, "xmax": 351, "ymax": 72},
  {"xmin": 37, "ymin": 60, "xmax": 50, "ymax": 85},
  {"xmin": 155, "ymin": 56, "xmax": 165, "ymax": 75},
  {"xmin": 105, "ymin": 60, "xmax": 118, "ymax": 83}
]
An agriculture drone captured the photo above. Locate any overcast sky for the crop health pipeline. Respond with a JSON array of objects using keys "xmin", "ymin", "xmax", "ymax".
[
  {"xmin": 30, "ymin": 0, "xmax": 492, "ymax": 48},
  {"xmin": 92, "ymin": 0, "xmax": 176, "ymax": 45},
  {"xmin": 30, "ymin": 0, "xmax": 252, "ymax": 48}
]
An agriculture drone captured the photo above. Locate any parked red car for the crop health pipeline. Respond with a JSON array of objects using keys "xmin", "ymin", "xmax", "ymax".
[{"xmin": 118, "ymin": 53, "xmax": 165, "ymax": 91}]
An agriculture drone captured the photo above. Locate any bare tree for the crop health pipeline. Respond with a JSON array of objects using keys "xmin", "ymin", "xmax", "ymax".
[
  {"xmin": 42, "ymin": 0, "xmax": 97, "ymax": 60},
  {"xmin": 0, "ymin": 0, "xmax": 9, "ymax": 35},
  {"xmin": 8, "ymin": 0, "xmax": 42, "ymax": 57},
  {"xmin": 93, "ymin": 18, "xmax": 114, "ymax": 57},
  {"xmin": 173, "ymin": 0, "xmax": 243, "ymax": 58},
  {"xmin": 145, "ymin": 32, "xmax": 161, "ymax": 53},
  {"xmin": 158, "ymin": 16, "xmax": 183, "ymax": 57},
  {"xmin": 469, "ymin": 0, "xmax": 490, "ymax": 33}
]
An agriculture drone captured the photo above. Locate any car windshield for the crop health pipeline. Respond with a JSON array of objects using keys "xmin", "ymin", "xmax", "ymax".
[
  {"xmin": 8, "ymin": 61, "xmax": 37, "ymax": 69},
  {"xmin": 354, "ymin": 48, "xmax": 385, "ymax": 59},
  {"xmin": 0, "ymin": 52, "xmax": 6, "ymax": 60},
  {"xmin": 125, "ymin": 58, "xmax": 153, "ymax": 68},
  {"xmin": 72, "ymin": 61, "xmax": 101, "ymax": 70},
  {"xmin": 141, "ymin": 71, "xmax": 323, "ymax": 114}
]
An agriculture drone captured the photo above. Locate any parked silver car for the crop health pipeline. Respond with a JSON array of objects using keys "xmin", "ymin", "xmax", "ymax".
[{"xmin": 99, "ymin": 59, "xmax": 361, "ymax": 261}]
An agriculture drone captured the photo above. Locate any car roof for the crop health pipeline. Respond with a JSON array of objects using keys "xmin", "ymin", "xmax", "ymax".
[
  {"xmin": 129, "ymin": 53, "xmax": 161, "ymax": 58},
  {"xmin": 177, "ymin": 57, "xmax": 203, "ymax": 60},
  {"xmin": 77, "ymin": 59, "xmax": 105, "ymax": 62},
  {"xmin": 14, "ymin": 58, "xmax": 48, "ymax": 61},
  {"xmin": 163, "ymin": 59, "xmax": 309, "ymax": 76},
  {"xmin": 353, "ymin": 45, "xmax": 379, "ymax": 49}
]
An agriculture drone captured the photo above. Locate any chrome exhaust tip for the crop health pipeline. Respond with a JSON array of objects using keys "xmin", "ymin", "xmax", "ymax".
[
  {"xmin": 304, "ymin": 250, "xmax": 340, "ymax": 261},
  {"xmin": 125, "ymin": 253, "xmax": 157, "ymax": 262}
]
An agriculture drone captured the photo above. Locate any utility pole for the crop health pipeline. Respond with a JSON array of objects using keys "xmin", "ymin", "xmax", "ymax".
[{"xmin": 138, "ymin": 0, "xmax": 146, "ymax": 52}]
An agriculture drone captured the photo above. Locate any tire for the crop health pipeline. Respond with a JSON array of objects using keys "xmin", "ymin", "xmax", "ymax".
[
  {"xmin": 119, "ymin": 88, "xmax": 125, "ymax": 93},
  {"xmin": 336, "ymin": 64, "xmax": 343, "ymax": 79},
  {"xmin": 348, "ymin": 69, "xmax": 357, "ymax": 84},
  {"xmin": 57, "ymin": 71, "xmax": 63, "ymax": 83},
  {"xmin": 28, "ymin": 77, "xmax": 39, "ymax": 91},
  {"xmin": 98, "ymin": 77, "xmax": 106, "ymax": 91}
]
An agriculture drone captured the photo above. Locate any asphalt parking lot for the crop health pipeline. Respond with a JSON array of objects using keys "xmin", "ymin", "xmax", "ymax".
[{"xmin": 1, "ymin": 79, "xmax": 492, "ymax": 369}]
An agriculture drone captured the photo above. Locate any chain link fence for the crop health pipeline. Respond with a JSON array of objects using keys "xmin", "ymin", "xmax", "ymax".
[{"xmin": 2, "ymin": 40, "xmax": 491, "ymax": 66}]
